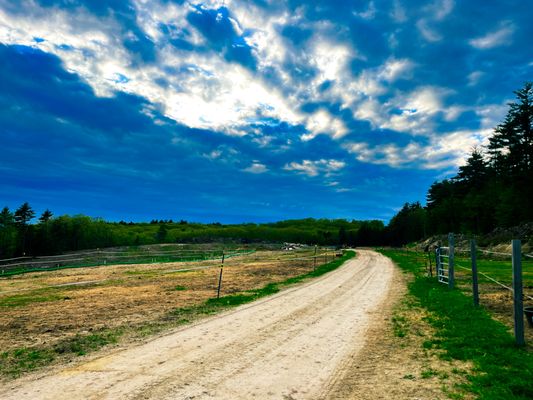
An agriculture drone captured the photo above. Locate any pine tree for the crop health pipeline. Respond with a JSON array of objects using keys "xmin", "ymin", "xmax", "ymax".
[
  {"xmin": 457, "ymin": 148, "xmax": 488, "ymax": 187},
  {"xmin": 14, "ymin": 202, "xmax": 35, "ymax": 255},
  {"xmin": 39, "ymin": 209, "xmax": 53, "ymax": 224},
  {"xmin": 488, "ymin": 82, "xmax": 533, "ymax": 176}
]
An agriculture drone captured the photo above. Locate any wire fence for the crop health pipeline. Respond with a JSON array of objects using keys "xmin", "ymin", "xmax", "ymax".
[
  {"xmin": 0, "ymin": 248, "xmax": 342, "ymax": 296},
  {"xmin": 431, "ymin": 235, "xmax": 532, "ymax": 346},
  {"xmin": 452, "ymin": 246, "xmax": 533, "ymax": 301},
  {"xmin": 0, "ymin": 248, "xmax": 256, "ymax": 277},
  {"xmin": 0, "ymin": 246, "xmax": 340, "ymax": 278}
]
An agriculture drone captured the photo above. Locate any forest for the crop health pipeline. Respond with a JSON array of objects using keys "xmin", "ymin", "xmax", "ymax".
[
  {"xmin": 0, "ymin": 206, "xmax": 385, "ymax": 258},
  {"xmin": 385, "ymin": 82, "xmax": 533, "ymax": 245},
  {"xmin": 1, "ymin": 83, "xmax": 531, "ymax": 257}
]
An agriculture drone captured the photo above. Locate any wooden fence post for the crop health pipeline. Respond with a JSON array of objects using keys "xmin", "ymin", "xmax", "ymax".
[
  {"xmin": 448, "ymin": 233, "xmax": 455, "ymax": 289},
  {"xmin": 217, "ymin": 250, "xmax": 225, "ymax": 299},
  {"xmin": 471, "ymin": 239, "xmax": 479, "ymax": 307},
  {"xmin": 427, "ymin": 250, "xmax": 433, "ymax": 277},
  {"xmin": 512, "ymin": 240, "xmax": 525, "ymax": 346},
  {"xmin": 314, "ymin": 245, "xmax": 317, "ymax": 270},
  {"xmin": 436, "ymin": 246, "xmax": 441, "ymax": 280}
]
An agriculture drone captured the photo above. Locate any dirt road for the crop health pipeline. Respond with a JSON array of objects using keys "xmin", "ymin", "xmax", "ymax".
[{"xmin": 1, "ymin": 250, "xmax": 397, "ymax": 400}]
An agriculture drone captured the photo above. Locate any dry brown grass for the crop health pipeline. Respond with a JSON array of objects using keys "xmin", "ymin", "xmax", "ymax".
[{"xmin": 0, "ymin": 250, "xmax": 326, "ymax": 352}]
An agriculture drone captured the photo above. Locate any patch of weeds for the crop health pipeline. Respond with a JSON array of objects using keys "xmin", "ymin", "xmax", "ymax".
[
  {"xmin": 403, "ymin": 374, "xmax": 416, "ymax": 380},
  {"xmin": 392, "ymin": 315, "xmax": 408, "ymax": 338},
  {"xmin": 54, "ymin": 329, "xmax": 123, "ymax": 356},
  {"xmin": 421, "ymin": 368, "xmax": 438, "ymax": 379},
  {"xmin": 0, "ymin": 348, "xmax": 55, "ymax": 377},
  {"xmin": 0, "ymin": 288, "xmax": 64, "ymax": 307},
  {"xmin": 174, "ymin": 285, "xmax": 187, "ymax": 291}
]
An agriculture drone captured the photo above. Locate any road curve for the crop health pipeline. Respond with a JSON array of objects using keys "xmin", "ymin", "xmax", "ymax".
[{"xmin": 2, "ymin": 249, "xmax": 396, "ymax": 400}]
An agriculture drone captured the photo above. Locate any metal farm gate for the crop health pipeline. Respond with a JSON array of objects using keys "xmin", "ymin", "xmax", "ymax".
[{"xmin": 435, "ymin": 233, "xmax": 455, "ymax": 289}]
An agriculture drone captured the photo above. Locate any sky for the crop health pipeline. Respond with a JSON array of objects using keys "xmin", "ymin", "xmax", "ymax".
[{"xmin": 0, "ymin": 0, "xmax": 532, "ymax": 223}]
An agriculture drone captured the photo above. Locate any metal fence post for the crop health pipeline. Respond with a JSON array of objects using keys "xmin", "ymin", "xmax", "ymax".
[
  {"xmin": 512, "ymin": 239, "xmax": 525, "ymax": 346},
  {"xmin": 471, "ymin": 239, "xmax": 479, "ymax": 307},
  {"xmin": 448, "ymin": 233, "xmax": 455, "ymax": 289}
]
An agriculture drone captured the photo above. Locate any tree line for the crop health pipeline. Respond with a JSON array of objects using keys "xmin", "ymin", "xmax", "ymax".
[
  {"xmin": 0, "ymin": 205, "xmax": 385, "ymax": 258},
  {"xmin": 384, "ymin": 82, "xmax": 533, "ymax": 245}
]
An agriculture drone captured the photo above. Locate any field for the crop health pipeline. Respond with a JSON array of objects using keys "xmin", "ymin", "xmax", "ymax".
[
  {"xmin": 453, "ymin": 254, "xmax": 533, "ymax": 342},
  {"xmin": 427, "ymin": 251, "xmax": 533, "ymax": 345},
  {"xmin": 0, "ymin": 245, "xmax": 335, "ymax": 374}
]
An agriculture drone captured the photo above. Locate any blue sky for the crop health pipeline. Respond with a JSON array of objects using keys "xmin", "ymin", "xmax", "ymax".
[{"xmin": 0, "ymin": 0, "xmax": 531, "ymax": 223}]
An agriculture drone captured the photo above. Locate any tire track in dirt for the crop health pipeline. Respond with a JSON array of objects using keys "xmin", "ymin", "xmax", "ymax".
[{"xmin": 1, "ymin": 250, "xmax": 397, "ymax": 400}]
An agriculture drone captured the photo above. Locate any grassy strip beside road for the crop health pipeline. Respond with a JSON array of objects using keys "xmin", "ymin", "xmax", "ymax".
[
  {"xmin": 0, "ymin": 251, "xmax": 355, "ymax": 379},
  {"xmin": 380, "ymin": 249, "xmax": 533, "ymax": 400}
]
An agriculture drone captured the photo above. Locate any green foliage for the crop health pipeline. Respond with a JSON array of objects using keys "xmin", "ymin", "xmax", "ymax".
[
  {"xmin": 387, "ymin": 202, "xmax": 426, "ymax": 246},
  {"xmin": 0, "ymin": 210, "xmax": 368, "ymax": 259},
  {"xmin": 381, "ymin": 249, "xmax": 533, "ymax": 400}
]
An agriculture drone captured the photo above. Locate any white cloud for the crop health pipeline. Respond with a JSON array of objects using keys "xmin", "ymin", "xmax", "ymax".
[
  {"xmin": 390, "ymin": 0, "xmax": 407, "ymax": 23},
  {"xmin": 344, "ymin": 127, "xmax": 492, "ymax": 170},
  {"xmin": 354, "ymin": 2, "xmax": 377, "ymax": 20},
  {"xmin": 467, "ymin": 70, "xmax": 484, "ymax": 86},
  {"xmin": 243, "ymin": 162, "xmax": 268, "ymax": 174},
  {"xmin": 416, "ymin": 19, "xmax": 442, "ymax": 42},
  {"xmin": 427, "ymin": 0, "xmax": 455, "ymax": 20},
  {"xmin": 353, "ymin": 86, "xmax": 452, "ymax": 136},
  {"xmin": 378, "ymin": 58, "xmax": 415, "ymax": 82},
  {"xmin": 283, "ymin": 159, "xmax": 346, "ymax": 177},
  {"xmin": 311, "ymin": 40, "xmax": 351, "ymax": 82},
  {"xmin": 302, "ymin": 109, "xmax": 348, "ymax": 141},
  {"xmin": 469, "ymin": 21, "xmax": 515, "ymax": 49}
]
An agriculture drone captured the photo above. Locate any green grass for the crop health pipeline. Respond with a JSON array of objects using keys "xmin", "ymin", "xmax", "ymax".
[
  {"xmin": 380, "ymin": 249, "xmax": 533, "ymax": 400},
  {"xmin": 0, "ymin": 330, "xmax": 123, "ymax": 377},
  {"xmin": 0, "ymin": 288, "xmax": 65, "ymax": 308},
  {"xmin": 454, "ymin": 257, "xmax": 533, "ymax": 286},
  {"xmin": 0, "ymin": 250, "xmax": 355, "ymax": 379}
]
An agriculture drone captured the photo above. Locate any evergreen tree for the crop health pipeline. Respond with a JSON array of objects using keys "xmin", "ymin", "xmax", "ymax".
[
  {"xmin": 488, "ymin": 81, "xmax": 533, "ymax": 176},
  {"xmin": 0, "ymin": 207, "xmax": 13, "ymax": 228},
  {"xmin": 457, "ymin": 148, "xmax": 488, "ymax": 188},
  {"xmin": 39, "ymin": 209, "xmax": 53, "ymax": 224},
  {"xmin": 0, "ymin": 207, "xmax": 16, "ymax": 257},
  {"xmin": 14, "ymin": 202, "xmax": 35, "ymax": 255}
]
